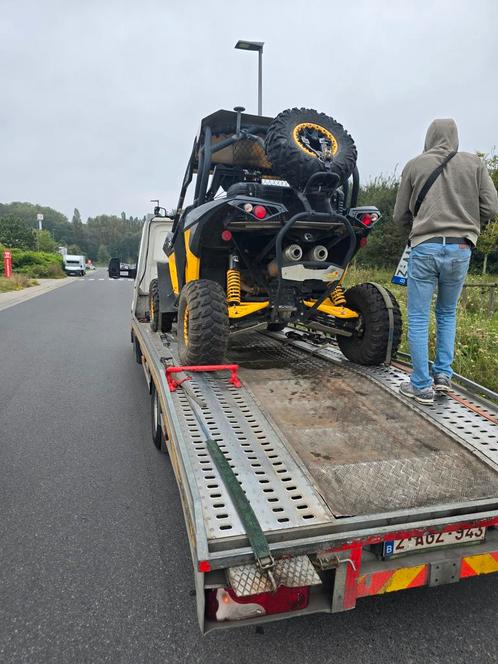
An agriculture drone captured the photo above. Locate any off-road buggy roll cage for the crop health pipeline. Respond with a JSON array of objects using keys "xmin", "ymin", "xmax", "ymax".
[
  {"xmin": 168, "ymin": 108, "xmax": 366, "ymax": 319},
  {"xmin": 174, "ymin": 107, "xmax": 360, "ymax": 221},
  {"xmin": 151, "ymin": 106, "xmax": 401, "ymax": 367}
]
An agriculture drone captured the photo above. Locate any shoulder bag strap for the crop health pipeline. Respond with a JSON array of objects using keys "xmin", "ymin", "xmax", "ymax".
[{"xmin": 414, "ymin": 150, "xmax": 457, "ymax": 217}]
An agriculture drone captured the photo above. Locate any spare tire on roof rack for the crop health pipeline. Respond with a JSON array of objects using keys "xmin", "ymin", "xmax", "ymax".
[{"xmin": 265, "ymin": 107, "xmax": 357, "ymax": 190}]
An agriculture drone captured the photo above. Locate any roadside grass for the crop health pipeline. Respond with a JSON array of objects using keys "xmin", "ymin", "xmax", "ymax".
[
  {"xmin": 0, "ymin": 274, "xmax": 38, "ymax": 292},
  {"xmin": 344, "ymin": 265, "xmax": 498, "ymax": 393}
]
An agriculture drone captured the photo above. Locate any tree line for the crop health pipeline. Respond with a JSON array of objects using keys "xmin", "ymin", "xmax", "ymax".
[
  {"xmin": 1, "ymin": 153, "xmax": 496, "ymax": 271},
  {"xmin": 0, "ymin": 202, "xmax": 145, "ymax": 263}
]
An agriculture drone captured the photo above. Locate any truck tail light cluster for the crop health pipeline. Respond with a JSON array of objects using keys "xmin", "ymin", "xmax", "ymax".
[{"xmin": 205, "ymin": 586, "xmax": 310, "ymax": 622}]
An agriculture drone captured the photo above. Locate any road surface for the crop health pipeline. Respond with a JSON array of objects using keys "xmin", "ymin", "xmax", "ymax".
[{"xmin": 1, "ymin": 269, "xmax": 497, "ymax": 663}]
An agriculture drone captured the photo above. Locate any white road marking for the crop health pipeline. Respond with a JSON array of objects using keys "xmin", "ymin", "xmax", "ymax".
[{"xmin": 98, "ymin": 278, "xmax": 105, "ymax": 281}]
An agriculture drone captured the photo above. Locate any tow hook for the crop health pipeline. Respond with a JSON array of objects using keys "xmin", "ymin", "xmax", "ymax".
[{"xmin": 315, "ymin": 552, "xmax": 357, "ymax": 572}]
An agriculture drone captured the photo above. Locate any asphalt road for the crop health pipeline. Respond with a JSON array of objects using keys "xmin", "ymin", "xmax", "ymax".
[{"xmin": 1, "ymin": 269, "xmax": 497, "ymax": 664}]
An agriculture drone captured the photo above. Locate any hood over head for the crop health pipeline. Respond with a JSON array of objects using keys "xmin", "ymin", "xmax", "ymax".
[{"xmin": 424, "ymin": 119, "xmax": 459, "ymax": 153}]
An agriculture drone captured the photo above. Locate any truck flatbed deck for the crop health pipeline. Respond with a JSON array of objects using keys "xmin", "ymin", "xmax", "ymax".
[
  {"xmin": 131, "ymin": 315, "xmax": 498, "ymax": 632},
  {"xmin": 130, "ymin": 216, "xmax": 498, "ymax": 633}
]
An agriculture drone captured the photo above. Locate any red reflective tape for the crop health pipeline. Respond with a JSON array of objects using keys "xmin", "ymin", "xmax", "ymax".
[
  {"xmin": 407, "ymin": 565, "xmax": 429, "ymax": 589},
  {"xmin": 357, "ymin": 570, "xmax": 393, "ymax": 597},
  {"xmin": 460, "ymin": 558, "xmax": 477, "ymax": 578}
]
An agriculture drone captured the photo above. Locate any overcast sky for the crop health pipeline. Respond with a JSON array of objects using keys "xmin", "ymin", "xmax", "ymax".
[{"xmin": 1, "ymin": 0, "xmax": 497, "ymax": 221}]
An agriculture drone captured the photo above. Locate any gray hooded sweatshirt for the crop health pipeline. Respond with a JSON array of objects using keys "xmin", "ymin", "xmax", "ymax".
[{"xmin": 393, "ymin": 119, "xmax": 498, "ymax": 247}]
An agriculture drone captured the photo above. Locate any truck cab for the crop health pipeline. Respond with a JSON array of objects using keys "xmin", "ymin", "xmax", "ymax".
[{"xmin": 63, "ymin": 254, "xmax": 86, "ymax": 276}]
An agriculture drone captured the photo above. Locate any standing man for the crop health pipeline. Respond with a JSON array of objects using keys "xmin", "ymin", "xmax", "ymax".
[{"xmin": 394, "ymin": 119, "xmax": 498, "ymax": 404}]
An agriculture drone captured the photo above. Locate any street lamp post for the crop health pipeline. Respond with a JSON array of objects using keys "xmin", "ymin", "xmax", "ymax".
[{"xmin": 234, "ymin": 40, "xmax": 264, "ymax": 116}]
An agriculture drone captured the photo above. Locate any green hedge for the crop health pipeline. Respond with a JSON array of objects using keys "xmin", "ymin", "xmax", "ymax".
[{"xmin": 0, "ymin": 247, "xmax": 65, "ymax": 278}]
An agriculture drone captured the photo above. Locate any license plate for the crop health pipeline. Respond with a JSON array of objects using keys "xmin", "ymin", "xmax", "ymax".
[{"xmin": 383, "ymin": 526, "xmax": 486, "ymax": 558}]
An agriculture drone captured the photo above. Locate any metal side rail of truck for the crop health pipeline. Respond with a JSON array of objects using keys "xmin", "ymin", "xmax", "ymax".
[{"xmin": 130, "ymin": 215, "xmax": 498, "ymax": 634}]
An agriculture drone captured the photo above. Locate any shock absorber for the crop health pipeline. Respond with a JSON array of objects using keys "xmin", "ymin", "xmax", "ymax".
[
  {"xmin": 330, "ymin": 284, "xmax": 347, "ymax": 306},
  {"xmin": 227, "ymin": 254, "xmax": 241, "ymax": 306}
]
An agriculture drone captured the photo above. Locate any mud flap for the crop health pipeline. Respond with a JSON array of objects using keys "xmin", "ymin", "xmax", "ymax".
[{"xmin": 157, "ymin": 261, "xmax": 177, "ymax": 313}]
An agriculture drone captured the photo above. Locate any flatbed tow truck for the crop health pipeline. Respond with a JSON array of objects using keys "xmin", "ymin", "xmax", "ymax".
[{"xmin": 131, "ymin": 216, "xmax": 498, "ymax": 633}]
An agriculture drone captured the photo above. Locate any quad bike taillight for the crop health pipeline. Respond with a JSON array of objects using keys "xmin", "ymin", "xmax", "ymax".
[
  {"xmin": 348, "ymin": 206, "xmax": 381, "ymax": 229},
  {"xmin": 253, "ymin": 205, "xmax": 267, "ymax": 219},
  {"xmin": 360, "ymin": 212, "xmax": 377, "ymax": 226}
]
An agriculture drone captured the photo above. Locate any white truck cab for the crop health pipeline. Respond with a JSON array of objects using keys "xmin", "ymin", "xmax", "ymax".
[{"xmin": 63, "ymin": 254, "xmax": 86, "ymax": 276}]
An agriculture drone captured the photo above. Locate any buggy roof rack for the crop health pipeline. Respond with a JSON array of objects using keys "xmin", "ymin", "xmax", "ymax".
[{"xmin": 198, "ymin": 109, "xmax": 273, "ymax": 138}]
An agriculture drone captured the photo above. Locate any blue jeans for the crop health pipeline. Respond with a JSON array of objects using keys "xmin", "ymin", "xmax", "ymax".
[{"xmin": 407, "ymin": 242, "xmax": 471, "ymax": 390}]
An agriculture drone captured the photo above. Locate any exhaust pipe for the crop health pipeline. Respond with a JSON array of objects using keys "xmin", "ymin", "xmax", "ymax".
[
  {"xmin": 268, "ymin": 244, "xmax": 303, "ymax": 277},
  {"xmin": 307, "ymin": 245, "xmax": 328, "ymax": 262},
  {"xmin": 283, "ymin": 244, "xmax": 303, "ymax": 261}
]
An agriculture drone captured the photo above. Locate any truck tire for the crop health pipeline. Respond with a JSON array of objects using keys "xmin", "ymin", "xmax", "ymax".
[
  {"xmin": 177, "ymin": 279, "xmax": 229, "ymax": 365},
  {"xmin": 151, "ymin": 383, "xmax": 167, "ymax": 453},
  {"xmin": 149, "ymin": 279, "xmax": 174, "ymax": 333},
  {"xmin": 265, "ymin": 108, "xmax": 357, "ymax": 190},
  {"xmin": 134, "ymin": 337, "xmax": 142, "ymax": 364},
  {"xmin": 337, "ymin": 283, "xmax": 402, "ymax": 366}
]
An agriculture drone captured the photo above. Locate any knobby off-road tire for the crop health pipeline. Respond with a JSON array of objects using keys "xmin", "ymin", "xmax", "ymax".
[
  {"xmin": 337, "ymin": 283, "xmax": 402, "ymax": 366},
  {"xmin": 177, "ymin": 279, "xmax": 229, "ymax": 365},
  {"xmin": 149, "ymin": 278, "xmax": 174, "ymax": 333},
  {"xmin": 265, "ymin": 108, "xmax": 357, "ymax": 190}
]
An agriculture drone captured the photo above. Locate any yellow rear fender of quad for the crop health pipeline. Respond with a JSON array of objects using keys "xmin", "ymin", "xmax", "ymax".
[
  {"xmin": 168, "ymin": 252, "xmax": 180, "ymax": 295},
  {"xmin": 184, "ymin": 229, "xmax": 200, "ymax": 283}
]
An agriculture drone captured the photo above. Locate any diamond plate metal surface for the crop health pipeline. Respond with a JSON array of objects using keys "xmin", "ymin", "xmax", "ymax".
[
  {"xmin": 319, "ymin": 451, "xmax": 498, "ymax": 515},
  {"xmin": 311, "ymin": 343, "xmax": 498, "ymax": 471},
  {"xmin": 228, "ymin": 555, "xmax": 321, "ymax": 597},
  {"xmin": 228, "ymin": 333, "xmax": 498, "ymax": 516}
]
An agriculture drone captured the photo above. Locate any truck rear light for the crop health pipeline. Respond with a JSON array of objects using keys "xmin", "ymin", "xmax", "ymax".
[
  {"xmin": 206, "ymin": 586, "xmax": 310, "ymax": 622},
  {"xmin": 253, "ymin": 205, "xmax": 267, "ymax": 219}
]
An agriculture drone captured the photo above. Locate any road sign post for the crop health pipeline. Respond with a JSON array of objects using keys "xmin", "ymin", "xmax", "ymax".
[{"xmin": 3, "ymin": 250, "xmax": 13, "ymax": 278}]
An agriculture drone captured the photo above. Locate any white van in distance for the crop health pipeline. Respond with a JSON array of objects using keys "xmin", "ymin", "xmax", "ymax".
[{"xmin": 63, "ymin": 255, "xmax": 86, "ymax": 276}]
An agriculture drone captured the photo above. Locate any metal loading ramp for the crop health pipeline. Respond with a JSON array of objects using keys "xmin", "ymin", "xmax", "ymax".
[
  {"xmin": 226, "ymin": 333, "xmax": 498, "ymax": 517},
  {"xmin": 169, "ymin": 356, "xmax": 335, "ymax": 544}
]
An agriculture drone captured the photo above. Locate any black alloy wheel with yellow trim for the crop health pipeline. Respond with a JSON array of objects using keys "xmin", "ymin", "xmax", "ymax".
[
  {"xmin": 177, "ymin": 279, "xmax": 229, "ymax": 365},
  {"xmin": 265, "ymin": 108, "xmax": 357, "ymax": 190}
]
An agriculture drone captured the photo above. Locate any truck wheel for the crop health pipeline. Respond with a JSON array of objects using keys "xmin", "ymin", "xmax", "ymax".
[
  {"xmin": 151, "ymin": 383, "xmax": 167, "ymax": 453},
  {"xmin": 265, "ymin": 108, "xmax": 357, "ymax": 190},
  {"xmin": 337, "ymin": 283, "xmax": 402, "ymax": 366},
  {"xmin": 177, "ymin": 280, "xmax": 229, "ymax": 365},
  {"xmin": 149, "ymin": 278, "xmax": 174, "ymax": 333},
  {"xmin": 134, "ymin": 337, "xmax": 142, "ymax": 364}
]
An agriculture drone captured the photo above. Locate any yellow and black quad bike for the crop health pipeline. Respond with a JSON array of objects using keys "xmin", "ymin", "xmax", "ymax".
[{"xmin": 151, "ymin": 107, "xmax": 402, "ymax": 366}]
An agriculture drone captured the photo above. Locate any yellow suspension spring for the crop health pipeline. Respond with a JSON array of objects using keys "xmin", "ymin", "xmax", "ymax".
[
  {"xmin": 227, "ymin": 268, "xmax": 241, "ymax": 305},
  {"xmin": 330, "ymin": 284, "xmax": 347, "ymax": 306}
]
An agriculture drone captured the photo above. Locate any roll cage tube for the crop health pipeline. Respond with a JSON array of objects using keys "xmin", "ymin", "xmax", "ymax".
[{"xmin": 174, "ymin": 139, "xmax": 197, "ymax": 229}]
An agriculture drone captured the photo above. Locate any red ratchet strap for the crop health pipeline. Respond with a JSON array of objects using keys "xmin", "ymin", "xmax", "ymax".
[{"xmin": 166, "ymin": 364, "xmax": 242, "ymax": 392}]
